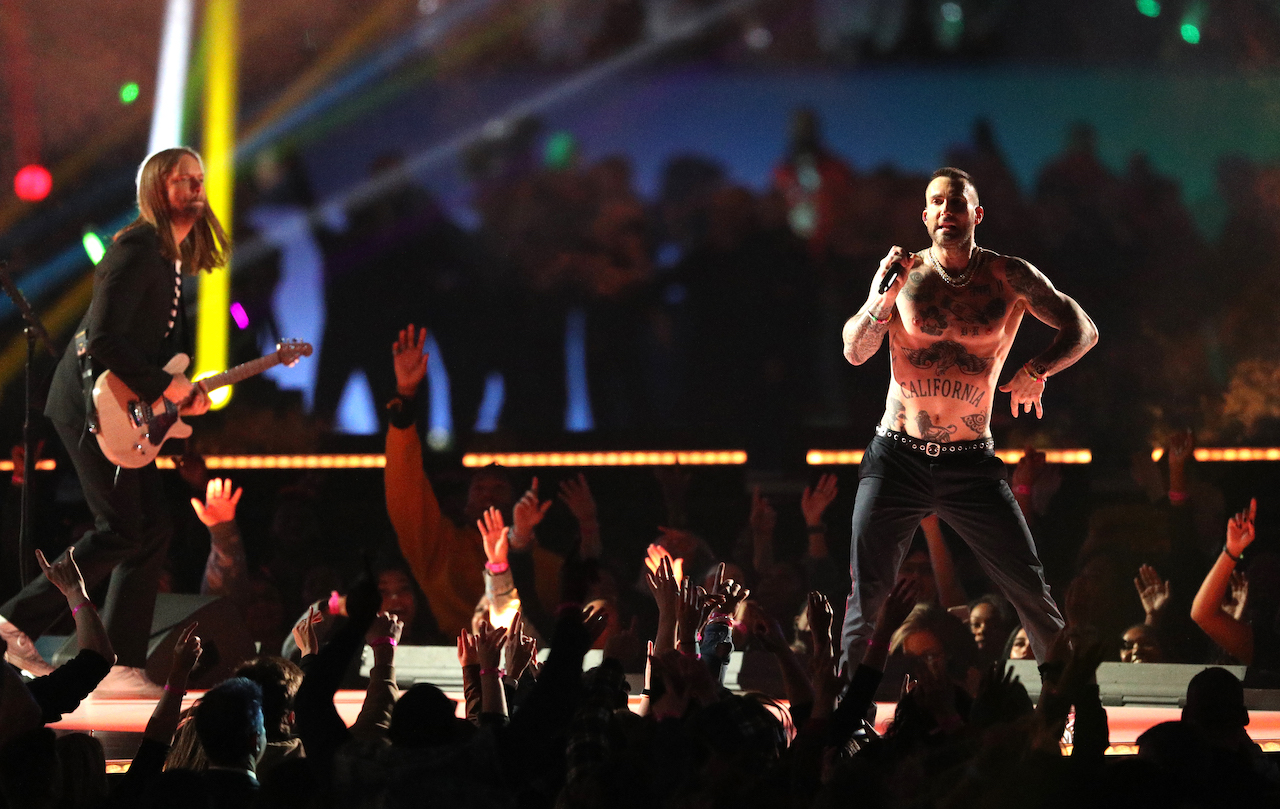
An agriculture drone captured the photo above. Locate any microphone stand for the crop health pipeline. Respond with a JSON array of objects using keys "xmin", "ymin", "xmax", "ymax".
[{"xmin": 0, "ymin": 261, "xmax": 58, "ymax": 586}]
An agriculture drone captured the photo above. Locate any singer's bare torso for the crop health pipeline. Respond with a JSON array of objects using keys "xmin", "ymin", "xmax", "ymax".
[{"xmin": 879, "ymin": 248, "xmax": 1029, "ymax": 441}]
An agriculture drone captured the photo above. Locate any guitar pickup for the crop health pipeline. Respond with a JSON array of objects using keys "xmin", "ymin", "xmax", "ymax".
[{"xmin": 127, "ymin": 400, "xmax": 152, "ymax": 429}]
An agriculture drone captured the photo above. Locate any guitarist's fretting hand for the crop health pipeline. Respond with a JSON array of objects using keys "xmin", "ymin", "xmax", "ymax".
[{"xmin": 156, "ymin": 374, "xmax": 210, "ymax": 417}]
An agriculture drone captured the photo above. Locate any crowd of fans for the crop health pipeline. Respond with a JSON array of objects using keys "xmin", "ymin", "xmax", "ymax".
[{"xmin": 1, "ymin": 310, "xmax": 1279, "ymax": 807}]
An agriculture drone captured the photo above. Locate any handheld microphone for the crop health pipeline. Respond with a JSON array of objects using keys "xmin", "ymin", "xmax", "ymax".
[{"xmin": 877, "ymin": 266, "xmax": 900, "ymax": 295}]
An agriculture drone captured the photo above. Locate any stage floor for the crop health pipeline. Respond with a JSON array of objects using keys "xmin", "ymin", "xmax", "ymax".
[{"xmin": 51, "ymin": 691, "xmax": 1280, "ymax": 767}]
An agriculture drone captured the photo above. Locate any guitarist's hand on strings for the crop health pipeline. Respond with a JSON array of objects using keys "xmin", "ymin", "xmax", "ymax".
[{"xmin": 158, "ymin": 374, "xmax": 210, "ymax": 416}]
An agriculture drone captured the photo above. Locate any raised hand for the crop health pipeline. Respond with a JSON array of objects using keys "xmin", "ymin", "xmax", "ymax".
[
  {"xmin": 392, "ymin": 324, "xmax": 429, "ymax": 397},
  {"xmin": 504, "ymin": 612, "xmax": 538, "ymax": 679},
  {"xmin": 511, "ymin": 478, "xmax": 551, "ymax": 551},
  {"xmin": 366, "ymin": 611, "xmax": 404, "ymax": 647},
  {"xmin": 477, "ymin": 506, "xmax": 509, "ymax": 566},
  {"xmin": 457, "ymin": 628, "xmax": 480, "ymax": 668},
  {"xmin": 806, "ymin": 591, "xmax": 834, "ymax": 654},
  {"xmin": 475, "ymin": 619, "xmax": 508, "ymax": 670},
  {"xmin": 36, "ymin": 547, "xmax": 88, "ymax": 605},
  {"xmin": 675, "ymin": 577, "xmax": 705, "ymax": 651},
  {"xmin": 1167, "ymin": 428, "xmax": 1194, "ymax": 469},
  {"xmin": 1224, "ymin": 571, "xmax": 1249, "ymax": 620},
  {"xmin": 581, "ymin": 603, "xmax": 610, "ymax": 646},
  {"xmin": 644, "ymin": 542, "xmax": 684, "ymax": 583},
  {"xmin": 876, "ymin": 577, "xmax": 919, "ymax": 637},
  {"xmin": 749, "ymin": 487, "xmax": 778, "ymax": 544},
  {"xmin": 1134, "ymin": 564, "xmax": 1171, "ymax": 618},
  {"xmin": 1226, "ymin": 498, "xmax": 1258, "ymax": 559},
  {"xmin": 292, "ymin": 605, "xmax": 322, "ymax": 658},
  {"xmin": 169, "ymin": 622, "xmax": 202, "ymax": 684},
  {"xmin": 801, "ymin": 474, "xmax": 839, "ymax": 527},
  {"xmin": 709, "ymin": 562, "xmax": 749, "ymax": 617},
  {"xmin": 558, "ymin": 473, "xmax": 598, "ymax": 526},
  {"xmin": 643, "ymin": 550, "xmax": 678, "ymax": 613},
  {"xmin": 190, "ymin": 477, "xmax": 242, "ymax": 527}
]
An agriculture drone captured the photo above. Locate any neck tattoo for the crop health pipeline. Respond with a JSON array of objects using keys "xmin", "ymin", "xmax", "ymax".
[{"xmin": 928, "ymin": 245, "xmax": 980, "ymax": 288}]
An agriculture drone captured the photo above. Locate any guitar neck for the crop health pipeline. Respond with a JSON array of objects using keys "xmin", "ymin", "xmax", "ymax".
[{"xmin": 199, "ymin": 353, "xmax": 282, "ymax": 392}]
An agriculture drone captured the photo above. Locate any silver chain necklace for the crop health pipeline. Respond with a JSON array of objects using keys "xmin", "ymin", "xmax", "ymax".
[{"xmin": 928, "ymin": 245, "xmax": 980, "ymax": 287}]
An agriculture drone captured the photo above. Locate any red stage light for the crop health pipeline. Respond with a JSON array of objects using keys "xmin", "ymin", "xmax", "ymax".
[{"xmin": 14, "ymin": 164, "xmax": 51, "ymax": 201}]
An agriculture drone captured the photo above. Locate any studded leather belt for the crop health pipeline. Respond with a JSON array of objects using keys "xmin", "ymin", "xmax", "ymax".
[{"xmin": 874, "ymin": 425, "xmax": 995, "ymax": 458}]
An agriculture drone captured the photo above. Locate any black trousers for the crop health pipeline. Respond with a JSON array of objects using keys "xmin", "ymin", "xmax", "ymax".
[
  {"xmin": 839, "ymin": 435, "xmax": 1064, "ymax": 667},
  {"xmin": 1, "ymin": 419, "xmax": 170, "ymax": 667}
]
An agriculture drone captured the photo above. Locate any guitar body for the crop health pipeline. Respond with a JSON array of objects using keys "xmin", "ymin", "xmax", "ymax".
[{"xmin": 93, "ymin": 354, "xmax": 193, "ymax": 468}]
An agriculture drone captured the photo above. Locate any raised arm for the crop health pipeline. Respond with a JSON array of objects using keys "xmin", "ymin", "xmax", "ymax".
[
  {"xmin": 1191, "ymin": 499, "xmax": 1256, "ymax": 664},
  {"xmin": 843, "ymin": 246, "xmax": 917, "ymax": 365},
  {"xmin": 998, "ymin": 258, "xmax": 1099, "ymax": 418},
  {"xmin": 37, "ymin": 548, "xmax": 115, "ymax": 666},
  {"xmin": 193, "ymin": 478, "xmax": 247, "ymax": 600}
]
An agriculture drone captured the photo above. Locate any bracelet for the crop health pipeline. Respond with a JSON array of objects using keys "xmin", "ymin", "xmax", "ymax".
[
  {"xmin": 1022, "ymin": 364, "xmax": 1043, "ymax": 383},
  {"xmin": 1012, "ymin": 484, "xmax": 1032, "ymax": 496},
  {"xmin": 163, "ymin": 683, "xmax": 185, "ymax": 693},
  {"xmin": 640, "ymin": 688, "xmax": 652, "ymax": 696},
  {"xmin": 1224, "ymin": 545, "xmax": 1242, "ymax": 563},
  {"xmin": 865, "ymin": 307, "xmax": 892, "ymax": 325},
  {"xmin": 71, "ymin": 601, "xmax": 93, "ymax": 617},
  {"xmin": 479, "ymin": 667, "xmax": 505, "ymax": 677},
  {"xmin": 369, "ymin": 637, "xmax": 398, "ymax": 648},
  {"xmin": 806, "ymin": 524, "xmax": 826, "ymax": 535},
  {"xmin": 1168, "ymin": 490, "xmax": 1189, "ymax": 505},
  {"xmin": 484, "ymin": 561, "xmax": 510, "ymax": 574}
]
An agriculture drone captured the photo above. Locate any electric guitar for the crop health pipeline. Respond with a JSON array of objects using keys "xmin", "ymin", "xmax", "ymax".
[{"xmin": 92, "ymin": 340, "xmax": 313, "ymax": 468}]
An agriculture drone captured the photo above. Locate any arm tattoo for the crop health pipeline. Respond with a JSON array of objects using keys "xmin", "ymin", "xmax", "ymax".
[
  {"xmin": 843, "ymin": 309, "xmax": 891, "ymax": 364},
  {"xmin": 1002, "ymin": 258, "xmax": 1098, "ymax": 376}
]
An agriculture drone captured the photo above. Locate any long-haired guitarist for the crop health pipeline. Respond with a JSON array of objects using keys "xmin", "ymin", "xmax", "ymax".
[{"xmin": 0, "ymin": 147, "xmax": 228, "ymax": 695}]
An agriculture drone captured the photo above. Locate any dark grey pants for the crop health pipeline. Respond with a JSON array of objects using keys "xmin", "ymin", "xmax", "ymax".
[
  {"xmin": 839, "ymin": 435, "xmax": 1064, "ymax": 668},
  {"xmin": 1, "ymin": 419, "xmax": 170, "ymax": 667}
]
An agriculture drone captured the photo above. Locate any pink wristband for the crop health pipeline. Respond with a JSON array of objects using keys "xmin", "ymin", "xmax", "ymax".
[
  {"xmin": 369, "ymin": 637, "xmax": 397, "ymax": 648},
  {"xmin": 1168, "ymin": 490, "xmax": 1189, "ymax": 504},
  {"xmin": 72, "ymin": 602, "xmax": 93, "ymax": 617},
  {"xmin": 1013, "ymin": 484, "xmax": 1032, "ymax": 496},
  {"xmin": 479, "ymin": 667, "xmax": 505, "ymax": 677},
  {"xmin": 485, "ymin": 561, "xmax": 510, "ymax": 574},
  {"xmin": 328, "ymin": 590, "xmax": 343, "ymax": 614}
]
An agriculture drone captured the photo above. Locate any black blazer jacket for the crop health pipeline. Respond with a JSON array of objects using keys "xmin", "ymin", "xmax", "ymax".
[{"xmin": 46, "ymin": 223, "xmax": 189, "ymax": 429}]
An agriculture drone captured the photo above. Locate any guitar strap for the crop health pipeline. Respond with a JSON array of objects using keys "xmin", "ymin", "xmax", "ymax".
[{"xmin": 74, "ymin": 329, "xmax": 100, "ymax": 435}]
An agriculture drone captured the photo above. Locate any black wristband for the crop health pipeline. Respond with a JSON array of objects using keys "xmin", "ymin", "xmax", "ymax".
[
  {"xmin": 1224, "ymin": 544, "xmax": 1243, "ymax": 563},
  {"xmin": 386, "ymin": 393, "xmax": 419, "ymax": 430}
]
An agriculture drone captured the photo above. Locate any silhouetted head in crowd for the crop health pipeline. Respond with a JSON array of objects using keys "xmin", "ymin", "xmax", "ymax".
[
  {"xmin": 967, "ymin": 594, "xmax": 1015, "ymax": 654},
  {"xmin": 895, "ymin": 544, "xmax": 937, "ymax": 605},
  {"xmin": 1182, "ymin": 667, "xmax": 1249, "ymax": 743},
  {"xmin": 891, "ymin": 603, "xmax": 980, "ymax": 685},
  {"xmin": 0, "ymin": 727, "xmax": 58, "ymax": 809},
  {"xmin": 1119, "ymin": 623, "xmax": 1163, "ymax": 663},
  {"xmin": 233, "ymin": 656, "xmax": 303, "ymax": 740},
  {"xmin": 463, "ymin": 466, "xmax": 514, "ymax": 524},
  {"xmin": 1004, "ymin": 626, "xmax": 1031, "ymax": 660},
  {"xmin": 389, "ymin": 683, "xmax": 472, "ymax": 748},
  {"xmin": 55, "ymin": 732, "xmax": 107, "ymax": 809},
  {"xmin": 194, "ymin": 677, "xmax": 267, "ymax": 771},
  {"xmin": 376, "ymin": 565, "xmax": 419, "ymax": 634}
]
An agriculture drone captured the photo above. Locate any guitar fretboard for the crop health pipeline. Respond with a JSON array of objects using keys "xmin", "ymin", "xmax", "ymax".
[{"xmin": 199, "ymin": 353, "xmax": 283, "ymax": 392}]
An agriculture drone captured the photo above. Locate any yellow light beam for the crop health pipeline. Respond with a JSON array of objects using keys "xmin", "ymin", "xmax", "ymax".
[{"xmin": 198, "ymin": 0, "xmax": 238, "ymax": 409}]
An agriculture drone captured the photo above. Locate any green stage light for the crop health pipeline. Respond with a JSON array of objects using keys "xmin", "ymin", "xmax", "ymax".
[
  {"xmin": 82, "ymin": 232, "xmax": 106, "ymax": 265},
  {"xmin": 120, "ymin": 82, "xmax": 140, "ymax": 104},
  {"xmin": 1181, "ymin": 23, "xmax": 1201, "ymax": 44},
  {"xmin": 1136, "ymin": 0, "xmax": 1160, "ymax": 18}
]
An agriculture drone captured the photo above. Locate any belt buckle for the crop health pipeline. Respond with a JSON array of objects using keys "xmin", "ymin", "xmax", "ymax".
[{"xmin": 926, "ymin": 442, "xmax": 941, "ymax": 457}]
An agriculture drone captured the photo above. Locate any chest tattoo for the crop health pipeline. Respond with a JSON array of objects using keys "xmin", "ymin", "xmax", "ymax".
[{"xmin": 903, "ymin": 339, "xmax": 993, "ymax": 376}]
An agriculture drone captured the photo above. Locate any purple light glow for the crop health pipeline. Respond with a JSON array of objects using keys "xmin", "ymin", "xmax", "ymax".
[{"xmin": 230, "ymin": 301, "xmax": 249, "ymax": 329}]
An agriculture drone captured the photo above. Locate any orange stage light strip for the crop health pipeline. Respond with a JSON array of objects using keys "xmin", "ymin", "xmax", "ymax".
[
  {"xmin": 153, "ymin": 454, "xmax": 386, "ymax": 470},
  {"xmin": 807, "ymin": 449, "xmax": 1093, "ymax": 465},
  {"xmin": 462, "ymin": 451, "xmax": 747, "ymax": 468},
  {"xmin": 1151, "ymin": 447, "xmax": 1280, "ymax": 463},
  {"xmin": 0, "ymin": 459, "xmax": 56, "ymax": 472}
]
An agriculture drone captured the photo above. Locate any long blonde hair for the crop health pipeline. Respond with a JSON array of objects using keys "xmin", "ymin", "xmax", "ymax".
[{"xmin": 118, "ymin": 147, "xmax": 230, "ymax": 275}]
